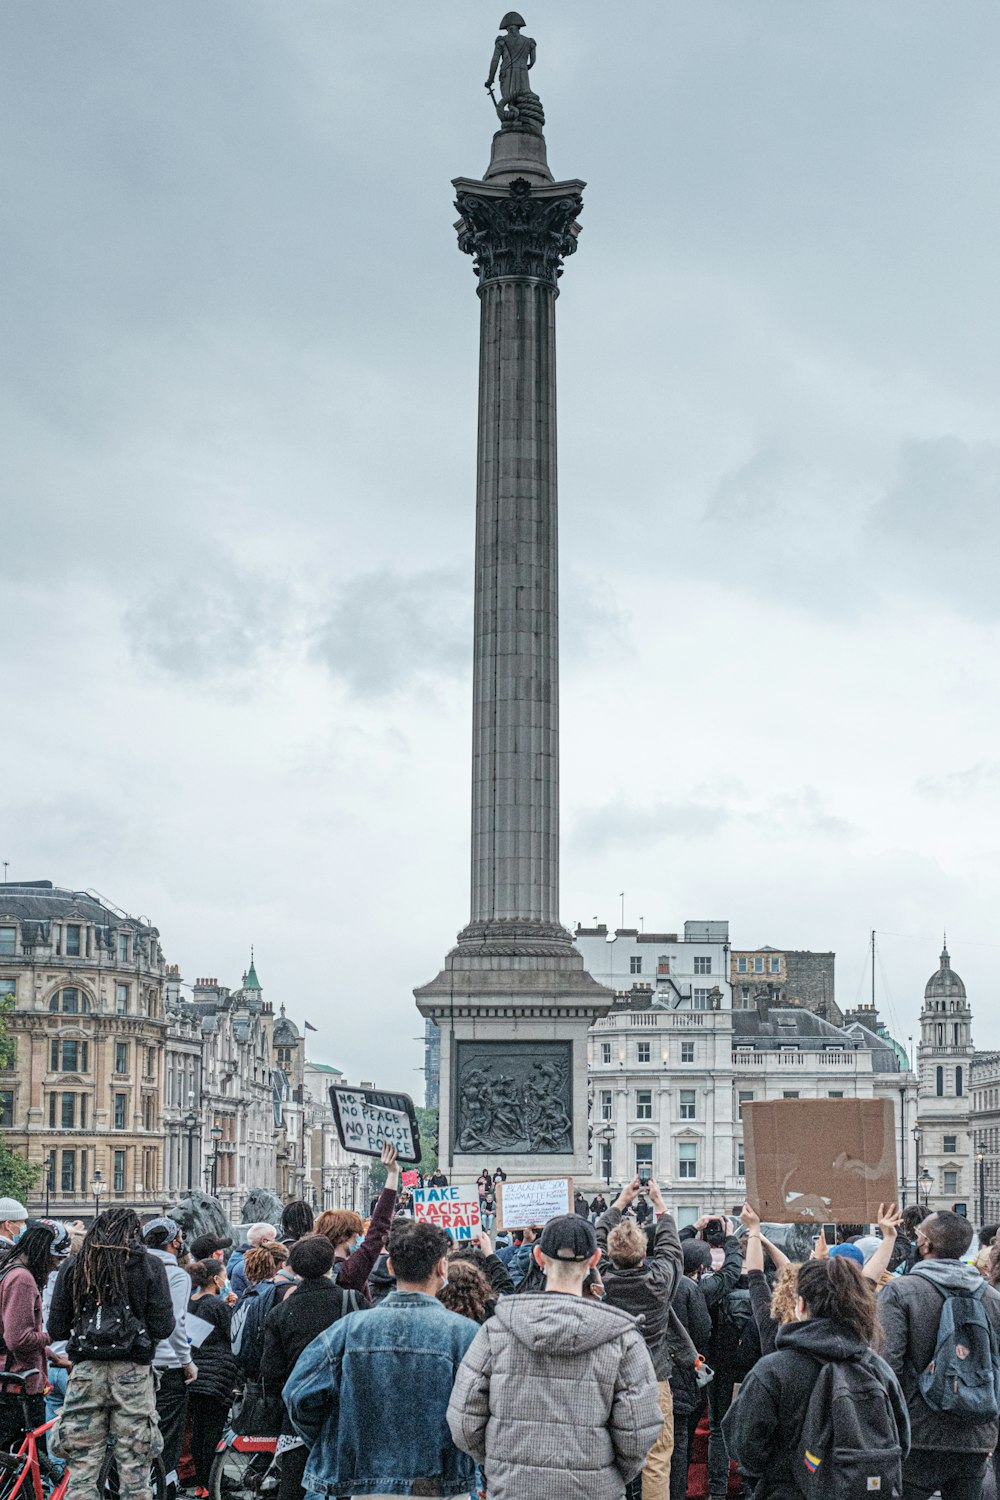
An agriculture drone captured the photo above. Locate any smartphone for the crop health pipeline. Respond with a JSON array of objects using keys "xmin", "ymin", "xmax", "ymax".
[
  {"xmin": 638, "ymin": 1165, "xmax": 652, "ymax": 1185},
  {"xmin": 821, "ymin": 1223, "xmax": 837, "ymax": 1243}
]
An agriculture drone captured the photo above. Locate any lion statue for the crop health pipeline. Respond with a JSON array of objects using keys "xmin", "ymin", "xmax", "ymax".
[
  {"xmin": 241, "ymin": 1187, "xmax": 283, "ymax": 1230},
  {"xmin": 169, "ymin": 1190, "xmax": 233, "ymax": 1243}
]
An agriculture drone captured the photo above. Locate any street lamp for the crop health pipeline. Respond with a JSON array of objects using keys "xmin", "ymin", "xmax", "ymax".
[
  {"xmin": 44, "ymin": 1153, "xmax": 54, "ymax": 1217},
  {"xmin": 210, "ymin": 1123, "xmax": 223, "ymax": 1197},
  {"xmin": 91, "ymin": 1169, "xmax": 106, "ymax": 1221},
  {"xmin": 919, "ymin": 1168, "xmax": 933, "ymax": 1207},
  {"xmin": 911, "ymin": 1126, "xmax": 922, "ymax": 1211},
  {"xmin": 977, "ymin": 1146, "xmax": 986, "ymax": 1226},
  {"xmin": 183, "ymin": 1111, "xmax": 198, "ymax": 1193},
  {"xmin": 597, "ymin": 1123, "xmax": 616, "ymax": 1189},
  {"xmin": 350, "ymin": 1161, "xmax": 360, "ymax": 1211}
]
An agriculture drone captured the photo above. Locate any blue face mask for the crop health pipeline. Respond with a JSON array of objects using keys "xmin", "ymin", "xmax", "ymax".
[
  {"xmin": 13, "ymin": 1224, "xmax": 26, "ymax": 1243},
  {"xmin": 353, "ymin": 1234, "xmax": 365, "ymax": 1251}
]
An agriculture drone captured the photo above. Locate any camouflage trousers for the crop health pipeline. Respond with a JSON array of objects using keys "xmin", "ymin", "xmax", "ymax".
[{"xmin": 50, "ymin": 1361, "xmax": 163, "ymax": 1500}]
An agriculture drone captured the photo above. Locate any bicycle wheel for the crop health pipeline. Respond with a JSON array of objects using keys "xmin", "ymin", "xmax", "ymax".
[
  {"xmin": 0, "ymin": 1450, "xmax": 29, "ymax": 1500},
  {"xmin": 208, "ymin": 1445, "xmax": 275, "ymax": 1500},
  {"xmin": 99, "ymin": 1445, "xmax": 167, "ymax": 1500}
]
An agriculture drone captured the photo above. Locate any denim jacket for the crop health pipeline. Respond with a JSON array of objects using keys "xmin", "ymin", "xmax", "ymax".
[{"xmin": 284, "ymin": 1290, "xmax": 479, "ymax": 1497}]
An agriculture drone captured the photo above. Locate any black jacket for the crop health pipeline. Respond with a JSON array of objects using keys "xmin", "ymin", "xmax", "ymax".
[
  {"xmin": 748, "ymin": 1268, "xmax": 778, "ymax": 1357},
  {"xmin": 188, "ymin": 1295, "xmax": 237, "ymax": 1406},
  {"xmin": 48, "ymin": 1246, "xmax": 174, "ymax": 1364},
  {"xmin": 722, "ymin": 1317, "xmax": 910, "ymax": 1500},
  {"xmin": 669, "ymin": 1276, "xmax": 713, "ymax": 1414},
  {"xmin": 878, "ymin": 1258, "xmax": 1000, "ymax": 1454},
  {"xmin": 597, "ymin": 1208, "xmax": 683, "ymax": 1380},
  {"xmin": 260, "ymin": 1276, "xmax": 365, "ymax": 1434}
]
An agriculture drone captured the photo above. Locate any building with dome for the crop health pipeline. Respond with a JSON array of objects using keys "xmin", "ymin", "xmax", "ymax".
[{"xmin": 914, "ymin": 944, "xmax": 975, "ymax": 1216}]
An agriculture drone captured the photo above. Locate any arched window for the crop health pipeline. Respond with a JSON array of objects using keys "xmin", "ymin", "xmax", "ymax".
[
  {"xmin": 48, "ymin": 988, "xmax": 90, "ymax": 1015},
  {"xmin": 936, "ymin": 1066, "xmax": 944, "ymax": 1097},
  {"xmin": 956, "ymin": 1065, "xmax": 963, "ymax": 1097},
  {"xmin": 937, "ymin": 1024, "xmax": 944, "ymax": 1045}
]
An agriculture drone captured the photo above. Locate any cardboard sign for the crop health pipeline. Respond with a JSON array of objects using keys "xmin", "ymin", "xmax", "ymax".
[
  {"xmin": 329, "ymin": 1086, "xmax": 421, "ymax": 1162},
  {"xmin": 401, "ymin": 1170, "xmax": 419, "ymax": 1189},
  {"xmin": 744, "ymin": 1098, "xmax": 897, "ymax": 1224},
  {"xmin": 412, "ymin": 1185, "xmax": 482, "ymax": 1241},
  {"xmin": 497, "ymin": 1177, "xmax": 573, "ymax": 1231}
]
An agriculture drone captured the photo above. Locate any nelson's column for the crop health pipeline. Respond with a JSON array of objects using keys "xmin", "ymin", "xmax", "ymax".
[{"xmin": 415, "ymin": 14, "xmax": 611, "ymax": 1180}]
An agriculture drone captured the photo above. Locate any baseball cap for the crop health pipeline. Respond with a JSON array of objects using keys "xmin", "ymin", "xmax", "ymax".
[
  {"xmin": 538, "ymin": 1214, "xmax": 597, "ymax": 1263},
  {"xmin": 190, "ymin": 1233, "xmax": 233, "ymax": 1259},
  {"xmin": 143, "ymin": 1216, "xmax": 182, "ymax": 1245},
  {"xmin": 828, "ymin": 1243, "xmax": 865, "ymax": 1266}
]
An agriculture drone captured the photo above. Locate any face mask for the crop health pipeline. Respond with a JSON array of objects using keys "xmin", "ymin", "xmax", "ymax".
[
  {"xmin": 353, "ymin": 1234, "xmax": 365, "ymax": 1251},
  {"xmin": 13, "ymin": 1224, "xmax": 26, "ymax": 1243}
]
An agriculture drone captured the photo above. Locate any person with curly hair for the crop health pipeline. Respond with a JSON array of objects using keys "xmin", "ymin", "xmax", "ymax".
[{"xmin": 439, "ymin": 1261, "xmax": 493, "ymax": 1325}]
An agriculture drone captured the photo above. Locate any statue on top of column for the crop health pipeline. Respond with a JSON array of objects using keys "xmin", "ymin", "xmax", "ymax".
[{"xmin": 485, "ymin": 12, "xmax": 545, "ymax": 137}]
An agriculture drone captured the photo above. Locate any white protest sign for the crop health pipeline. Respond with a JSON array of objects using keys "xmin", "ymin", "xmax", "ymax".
[
  {"xmin": 497, "ymin": 1177, "xmax": 573, "ymax": 1230},
  {"xmin": 335, "ymin": 1090, "xmax": 415, "ymax": 1158},
  {"xmin": 412, "ymin": 1186, "xmax": 482, "ymax": 1242}
]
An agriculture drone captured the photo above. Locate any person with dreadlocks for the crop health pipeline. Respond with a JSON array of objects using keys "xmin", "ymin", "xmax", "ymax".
[
  {"xmin": 0, "ymin": 1219, "xmax": 59, "ymax": 1450},
  {"xmin": 47, "ymin": 1206, "xmax": 174, "ymax": 1500}
]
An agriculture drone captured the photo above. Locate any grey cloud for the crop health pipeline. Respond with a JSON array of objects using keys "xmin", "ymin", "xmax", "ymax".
[
  {"xmin": 570, "ymin": 799, "xmax": 733, "ymax": 856},
  {"xmin": 750, "ymin": 787, "xmax": 859, "ymax": 840},
  {"xmin": 915, "ymin": 763, "xmax": 1000, "ymax": 802},
  {"xmin": 124, "ymin": 562, "xmax": 292, "ymax": 681},
  {"xmin": 311, "ymin": 567, "xmax": 470, "ymax": 697}
]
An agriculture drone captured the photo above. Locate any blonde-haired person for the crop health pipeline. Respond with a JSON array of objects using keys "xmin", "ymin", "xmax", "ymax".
[
  {"xmin": 596, "ymin": 1175, "xmax": 683, "ymax": 1500},
  {"xmin": 312, "ymin": 1143, "xmax": 399, "ymax": 1303}
]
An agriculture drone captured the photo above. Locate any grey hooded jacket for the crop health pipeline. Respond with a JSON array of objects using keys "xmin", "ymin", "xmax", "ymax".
[
  {"xmin": 447, "ymin": 1291, "xmax": 662, "ymax": 1500},
  {"xmin": 878, "ymin": 1257, "xmax": 1000, "ymax": 1453}
]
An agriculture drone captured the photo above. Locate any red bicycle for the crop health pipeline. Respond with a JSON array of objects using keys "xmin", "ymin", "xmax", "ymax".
[{"xmin": 0, "ymin": 1373, "xmax": 67, "ymax": 1500}]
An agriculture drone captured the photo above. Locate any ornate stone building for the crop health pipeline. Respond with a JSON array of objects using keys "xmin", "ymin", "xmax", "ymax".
[
  {"xmin": 915, "ymin": 943, "xmax": 975, "ymax": 1215},
  {"xmin": 0, "ymin": 881, "xmax": 166, "ymax": 1215}
]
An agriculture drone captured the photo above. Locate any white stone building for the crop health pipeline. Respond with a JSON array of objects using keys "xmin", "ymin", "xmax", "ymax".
[
  {"xmin": 915, "ymin": 944, "xmax": 975, "ymax": 1216},
  {"xmin": 579, "ymin": 919, "xmax": 918, "ymax": 1226}
]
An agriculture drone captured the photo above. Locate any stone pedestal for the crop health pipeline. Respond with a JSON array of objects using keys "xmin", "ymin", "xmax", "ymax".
[{"xmin": 415, "ymin": 126, "xmax": 610, "ymax": 1180}]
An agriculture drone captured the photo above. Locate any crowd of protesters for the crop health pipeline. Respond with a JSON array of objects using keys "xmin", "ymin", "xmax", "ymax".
[{"xmin": 4, "ymin": 1172, "xmax": 1000, "ymax": 1500}]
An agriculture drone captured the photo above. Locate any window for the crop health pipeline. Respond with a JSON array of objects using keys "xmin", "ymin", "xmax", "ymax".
[
  {"xmin": 694, "ymin": 956, "xmax": 711, "ymax": 975},
  {"xmin": 783, "ymin": 1091, "xmax": 800, "ymax": 1099},
  {"xmin": 48, "ymin": 1094, "xmax": 56, "ymax": 1128},
  {"xmin": 636, "ymin": 1089, "xmax": 652, "ymax": 1120},
  {"xmin": 680, "ymin": 1089, "xmax": 696, "ymax": 1120},
  {"xmin": 276, "ymin": 1047, "xmax": 292, "ymax": 1066},
  {"xmin": 146, "ymin": 1047, "xmax": 155, "ymax": 1078},
  {"xmin": 630, "ymin": 956, "xmax": 642, "ymax": 975},
  {"xmin": 600, "ymin": 1090, "xmax": 612, "ymax": 1121},
  {"xmin": 115, "ymin": 1043, "xmax": 128, "ymax": 1075},
  {"xmin": 61, "ymin": 1092, "xmax": 76, "ymax": 1129},
  {"xmin": 944, "ymin": 1134, "xmax": 957, "ymax": 1154},
  {"xmin": 114, "ymin": 1150, "xmax": 126, "ymax": 1193},
  {"xmin": 50, "ymin": 1039, "xmax": 88, "ymax": 1073},
  {"xmin": 637, "ymin": 1041, "xmax": 651, "ymax": 1064},
  {"xmin": 0, "ymin": 927, "xmax": 16, "ymax": 956},
  {"xmin": 49, "ymin": 988, "xmax": 89, "ymax": 1015},
  {"xmin": 60, "ymin": 1150, "xmax": 75, "ymax": 1193},
  {"xmin": 770, "ymin": 956, "xmax": 781, "ymax": 974},
  {"xmin": 936, "ymin": 1066, "xmax": 944, "ymax": 1097},
  {"xmin": 828, "ymin": 1090, "xmax": 845, "ymax": 1099},
  {"xmin": 65, "ymin": 925, "xmax": 81, "ymax": 957},
  {"xmin": 944, "ymin": 1170, "xmax": 958, "ymax": 1194},
  {"xmin": 0, "ymin": 978, "xmax": 15, "ymax": 1000},
  {"xmin": 114, "ymin": 1094, "xmax": 127, "ymax": 1129},
  {"xmin": 115, "ymin": 984, "xmax": 129, "ymax": 1015},
  {"xmin": 692, "ymin": 989, "xmax": 710, "ymax": 1009},
  {"xmin": 956, "ymin": 1066, "xmax": 964, "ymax": 1097},
  {"xmin": 737, "ymin": 1142, "xmax": 745, "ymax": 1176},
  {"xmin": 600, "ymin": 1140, "xmax": 612, "ymax": 1181},
  {"xmin": 635, "ymin": 1142, "xmax": 653, "ymax": 1173},
  {"xmin": 0, "ymin": 1091, "xmax": 12, "ymax": 1128},
  {"xmin": 80, "ymin": 1095, "xmax": 87, "ymax": 1129},
  {"xmin": 601, "ymin": 1042, "xmax": 612, "ymax": 1065},
  {"xmin": 737, "ymin": 956, "xmax": 748, "ymax": 974},
  {"xmin": 738, "ymin": 1089, "xmax": 754, "ymax": 1119},
  {"xmin": 143, "ymin": 1096, "xmax": 154, "ymax": 1131},
  {"xmin": 117, "ymin": 933, "xmax": 129, "ymax": 962},
  {"xmin": 679, "ymin": 1143, "xmax": 697, "ymax": 1179},
  {"xmin": 753, "ymin": 956, "xmax": 764, "ymax": 974},
  {"xmin": 681, "ymin": 1041, "xmax": 695, "ymax": 1064},
  {"xmin": 739, "ymin": 986, "xmax": 751, "ymax": 1007}
]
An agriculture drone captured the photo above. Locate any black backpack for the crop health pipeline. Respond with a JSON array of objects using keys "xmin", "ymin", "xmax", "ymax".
[
  {"xmin": 69, "ymin": 1299, "xmax": 151, "ymax": 1363},
  {"xmin": 792, "ymin": 1356, "xmax": 903, "ymax": 1499}
]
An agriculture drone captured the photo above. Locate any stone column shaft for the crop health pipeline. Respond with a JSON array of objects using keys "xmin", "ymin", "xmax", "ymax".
[{"xmin": 471, "ymin": 275, "xmax": 559, "ymax": 928}]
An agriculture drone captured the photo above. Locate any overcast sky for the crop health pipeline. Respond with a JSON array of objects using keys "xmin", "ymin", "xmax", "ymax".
[{"xmin": 4, "ymin": 2, "xmax": 999, "ymax": 1087}]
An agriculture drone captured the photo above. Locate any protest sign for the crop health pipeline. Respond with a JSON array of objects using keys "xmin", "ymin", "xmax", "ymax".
[
  {"xmin": 497, "ymin": 1177, "xmax": 573, "ymax": 1230},
  {"xmin": 743, "ymin": 1098, "xmax": 897, "ymax": 1224},
  {"xmin": 401, "ymin": 1169, "xmax": 419, "ymax": 1189},
  {"xmin": 329, "ymin": 1085, "xmax": 421, "ymax": 1162},
  {"xmin": 412, "ymin": 1186, "xmax": 482, "ymax": 1241}
]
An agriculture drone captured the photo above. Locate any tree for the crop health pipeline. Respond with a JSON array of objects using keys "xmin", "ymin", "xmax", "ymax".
[
  {"xmin": 366, "ymin": 1105, "xmax": 439, "ymax": 1195},
  {"xmin": 0, "ymin": 1001, "xmax": 39, "ymax": 1201}
]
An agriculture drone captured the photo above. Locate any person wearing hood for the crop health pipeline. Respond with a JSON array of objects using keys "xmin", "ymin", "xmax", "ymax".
[
  {"xmin": 447, "ymin": 1213, "xmax": 663, "ymax": 1500},
  {"xmin": 596, "ymin": 1176, "xmax": 683, "ymax": 1500},
  {"xmin": 284, "ymin": 1218, "xmax": 478, "ymax": 1499},
  {"xmin": 722, "ymin": 1256, "xmax": 909, "ymax": 1500},
  {"xmin": 878, "ymin": 1209, "xmax": 1000, "ymax": 1500}
]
